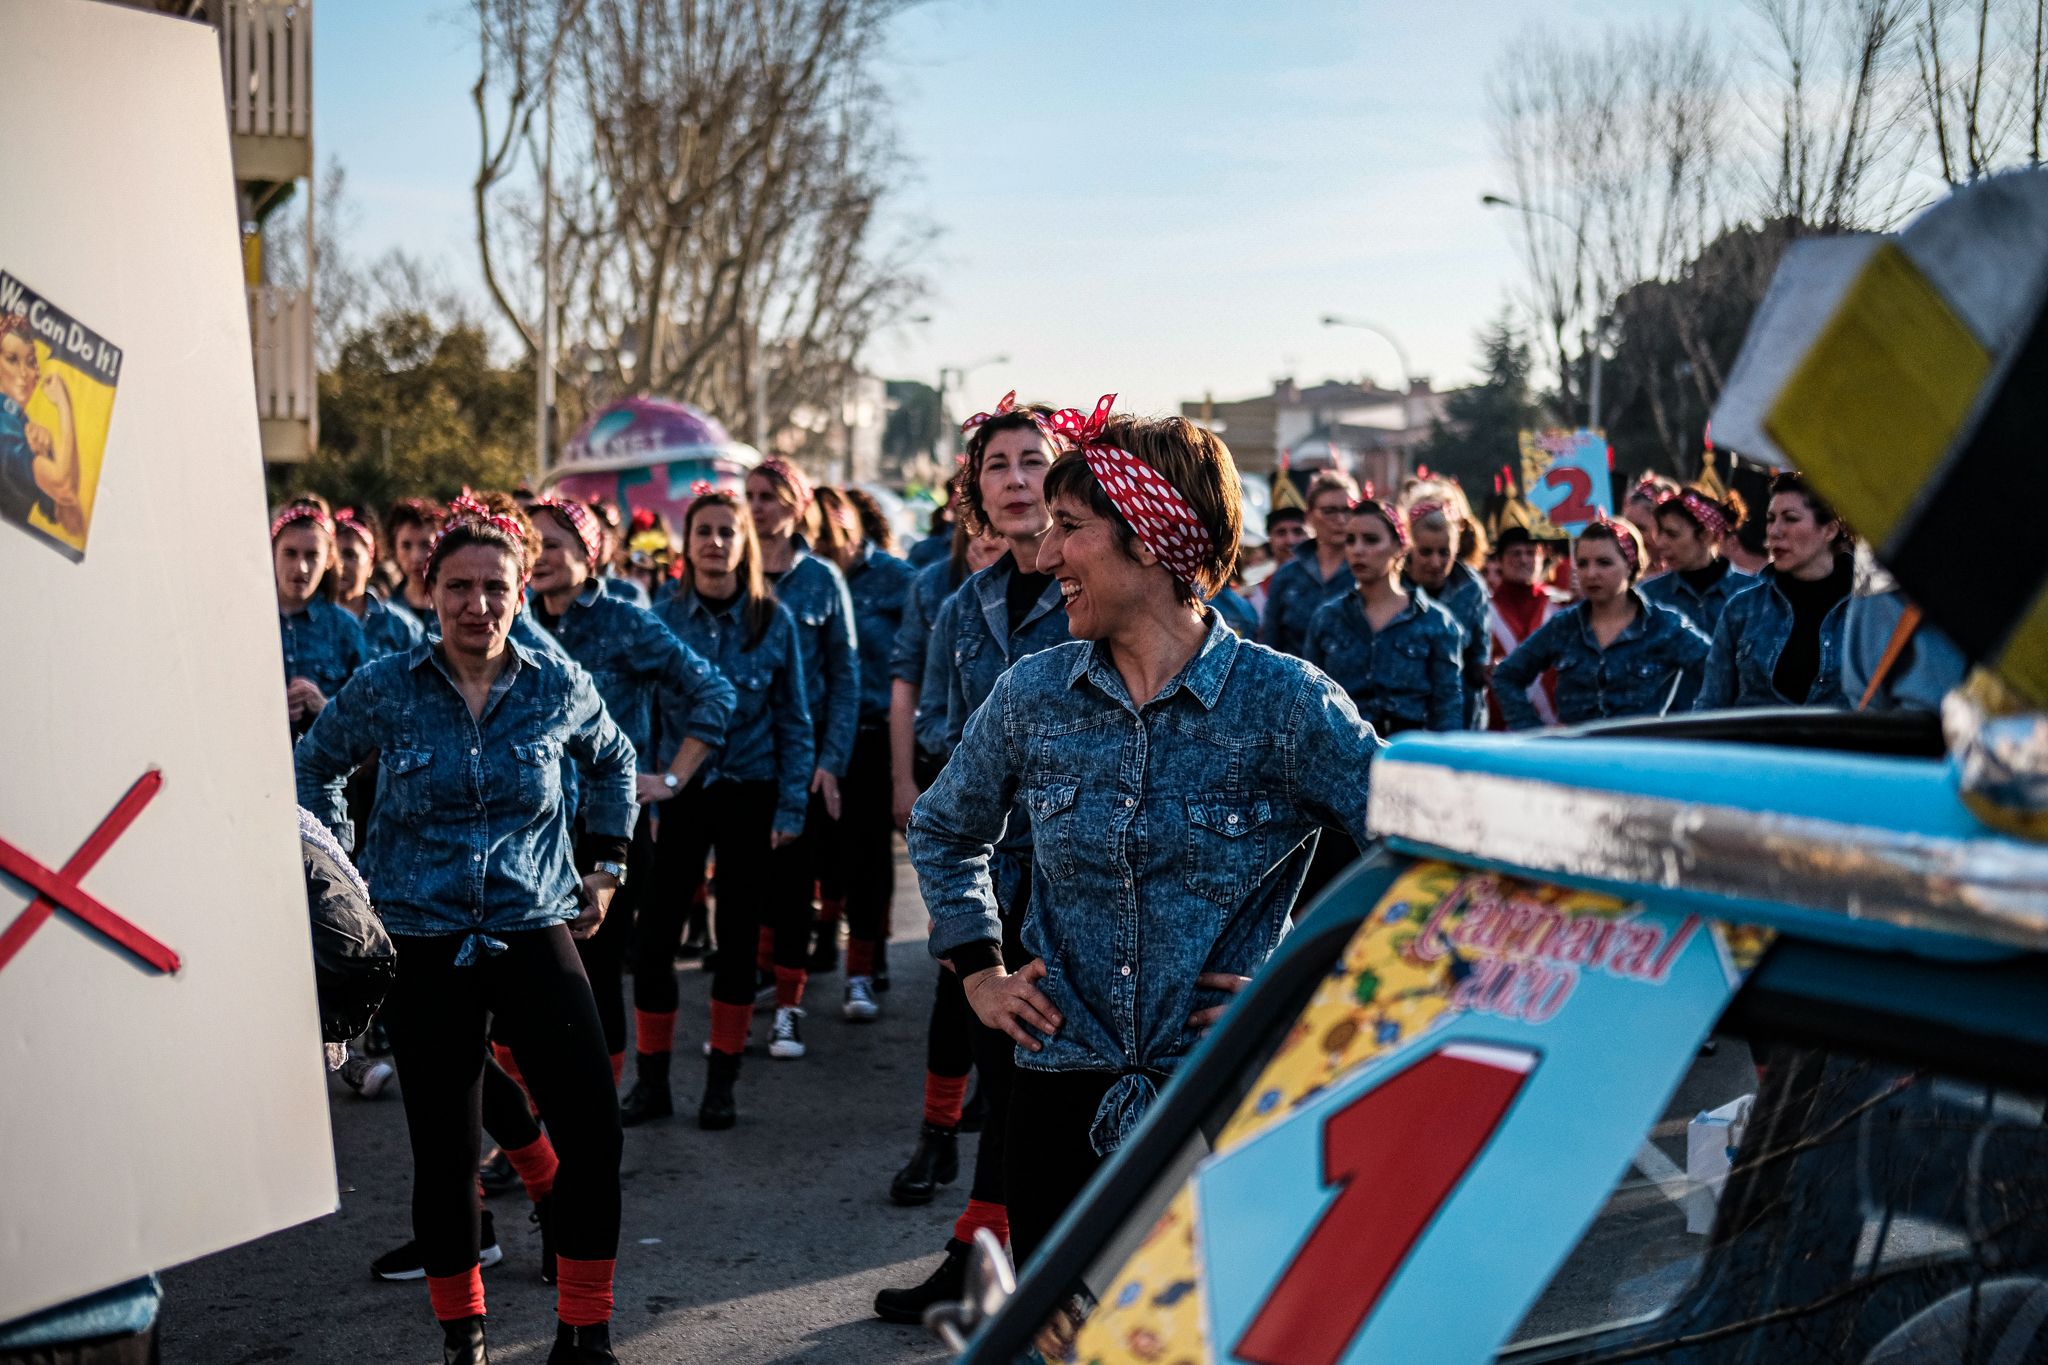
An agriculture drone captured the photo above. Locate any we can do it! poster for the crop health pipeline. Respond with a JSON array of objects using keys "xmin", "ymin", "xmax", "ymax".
[{"xmin": 0, "ymin": 268, "xmax": 121, "ymax": 560}]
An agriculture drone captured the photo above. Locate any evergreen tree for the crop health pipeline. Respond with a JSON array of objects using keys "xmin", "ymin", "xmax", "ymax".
[{"xmin": 1415, "ymin": 312, "xmax": 1538, "ymax": 496}]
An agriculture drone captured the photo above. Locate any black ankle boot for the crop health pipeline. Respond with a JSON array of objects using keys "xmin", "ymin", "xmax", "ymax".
[
  {"xmin": 441, "ymin": 1315, "xmax": 488, "ymax": 1365},
  {"xmin": 546, "ymin": 1320, "xmax": 617, "ymax": 1365},
  {"xmin": 699, "ymin": 1049, "xmax": 740, "ymax": 1130},
  {"xmin": 889, "ymin": 1123, "xmax": 960, "ymax": 1206},
  {"xmin": 619, "ymin": 1050, "xmax": 672, "ymax": 1127},
  {"xmin": 874, "ymin": 1239, "xmax": 973, "ymax": 1324}
]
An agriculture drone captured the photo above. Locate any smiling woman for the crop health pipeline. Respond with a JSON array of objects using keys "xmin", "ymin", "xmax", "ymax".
[{"xmin": 908, "ymin": 403, "xmax": 1384, "ymax": 1284}]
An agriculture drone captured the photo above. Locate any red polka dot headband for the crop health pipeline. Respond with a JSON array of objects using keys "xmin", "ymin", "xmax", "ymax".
[
  {"xmin": 333, "ymin": 507, "xmax": 374, "ymax": 547},
  {"xmin": 532, "ymin": 496, "xmax": 606, "ymax": 567},
  {"xmin": 1585, "ymin": 514, "xmax": 1641, "ymax": 577},
  {"xmin": 960, "ymin": 390, "xmax": 1022, "ymax": 434},
  {"xmin": 1353, "ymin": 498, "xmax": 1409, "ymax": 548},
  {"xmin": 1660, "ymin": 488, "xmax": 1731, "ymax": 539},
  {"xmin": 436, "ymin": 492, "xmax": 528, "ymax": 552},
  {"xmin": 270, "ymin": 504, "xmax": 333, "ymax": 540},
  {"xmin": 1044, "ymin": 393, "xmax": 1214, "ymax": 589}
]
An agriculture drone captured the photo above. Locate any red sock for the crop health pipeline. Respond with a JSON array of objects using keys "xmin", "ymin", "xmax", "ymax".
[
  {"xmin": 924, "ymin": 1071, "xmax": 970, "ymax": 1128},
  {"xmin": 634, "ymin": 1009, "xmax": 677, "ymax": 1056},
  {"xmin": 555, "ymin": 1256, "xmax": 616, "ymax": 1327},
  {"xmin": 428, "ymin": 1266, "xmax": 486, "ymax": 1322},
  {"xmin": 492, "ymin": 1043, "xmax": 537, "ymax": 1116},
  {"xmin": 756, "ymin": 924, "xmax": 775, "ymax": 972},
  {"xmin": 710, "ymin": 1000, "xmax": 751, "ymax": 1055},
  {"xmin": 774, "ymin": 964, "xmax": 807, "ymax": 1008},
  {"xmin": 609, "ymin": 1051, "xmax": 624, "ymax": 1086},
  {"xmin": 952, "ymin": 1199, "xmax": 1008, "ymax": 1246},
  {"xmin": 504, "ymin": 1135, "xmax": 558, "ymax": 1203},
  {"xmin": 847, "ymin": 937, "xmax": 879, "ymax": 977},
  {"xmin": 816, "ymin": 896, "xmax": 845, "ymax": 929}
]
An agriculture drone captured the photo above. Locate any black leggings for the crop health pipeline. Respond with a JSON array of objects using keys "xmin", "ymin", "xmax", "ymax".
[
  {"xmin": 964, "ymin": 862, "xmax": 1032, "ymax": 1209},
  {"xmin": 763, "ymin": 788, "xmax": 828, "ymax": 978},
  {"xmin": 386, "ymin": 926, "xmax": 621, "ymax": 1277},
  {"xmin": 640, "ymin": 779, "xmax": 778, "ymax": 1009},
  {"xmin": 576, "ymin": 808, "xmax": 655, "ymax": 1058},
  {"xmin": 817, "ymin": 724, "xmax": 895, "ymax": 949},
  {"xmin": 1003, "ymin": 1068, "xmax": 1122, "ymax": 1269}
]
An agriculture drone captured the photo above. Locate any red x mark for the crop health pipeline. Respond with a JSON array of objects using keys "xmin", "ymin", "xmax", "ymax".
[{"xmin": 0, "ymin": 770, "xmax": 179, "ymax": 975}]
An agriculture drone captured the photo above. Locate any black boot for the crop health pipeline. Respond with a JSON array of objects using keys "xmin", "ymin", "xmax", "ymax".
[
  {"xmin": 441, "ymin": 1315, "xmax": 488, "ymax": 1365},
  {"xmin": 546, "ymin": 1320, "xmax": 617, "ymax": 1365},
  {"xmin": 699, "ymin": 1049, "xmax": 740, "ymax": 1130},
  {"xmin": 619, "ymin": 1051, "xmax": 672, "ymax": 1127},
  {"xmin": 874, "ymin": 1239, "xmax": 972, "ymax": 1324},
  {"xmin": 532, "ymin": 1195, "xmax": 555, "ymax": 1285},
  {"xmin": 889, "ymin": 1123, "xmax": 960, "ymax": 1206}
]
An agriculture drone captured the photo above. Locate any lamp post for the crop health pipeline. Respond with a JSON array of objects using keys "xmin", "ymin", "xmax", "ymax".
[
  {"xmin": 1318, "ymin": 314, "xmax": 1415, "ymax": 398},
  {"xmin": 1480, "ymin": 192, "xmax": 1604, "ymax": 428},
  {"xmin": 931, "ymin": 354, "xmax": 1010, "ymax": 466}
]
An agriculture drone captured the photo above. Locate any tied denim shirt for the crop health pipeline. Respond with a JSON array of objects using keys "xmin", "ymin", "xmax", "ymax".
[
  {"xmin": 1641, "ymin": 560, "xmax": 1753, "ymax": 709},
  {"xmin": 281, "ymin": 600, "xmax": 368, "ymax": 725},
  {"xmin": 1697, "ymin": 566, "xmax": 1852, "ymax": 711},
  {"xmin": 1260, "ymin": 540, "xmax": 1354, "ymax": 656},
  {"xmin": 843, "ymin": 542, "xmax": 915, "ymax": 724},
  {"xmin": 1303, "ymin": 590, "xmax": 1468, "ymax": 734},
  {"xmin": 358, "ymin": 593, "xmax": 426, "ymax": 660},
  {"xmin": 1410, "ymin": 560, "xmax": 1491, "ymax": 728},
  {"xmin": 909, "ymin": 612, "xmax": 1383, "ymax": 1153},
  {"xmin": 653, "ymin": 589, "xmax": 816, "ymax": 835},
  {"xmin": 540, "ymin": 580, "xmax": 736, "ymax": 771},
  {"xmin": 765, "ymin": 541, "xmax": 860, "ymax": 776},
  {"xmin": 1494, "ymin": 589, "xmax": 1712, "ymax": 729},
  {"xmin": 294, "ymin": 640, "xmax": 639, "ymax": 964}
]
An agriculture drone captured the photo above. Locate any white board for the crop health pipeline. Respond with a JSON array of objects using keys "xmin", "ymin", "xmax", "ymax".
[{"xmin": 0, "ymin": 0, "xmax": 336, "ymax": 1322}]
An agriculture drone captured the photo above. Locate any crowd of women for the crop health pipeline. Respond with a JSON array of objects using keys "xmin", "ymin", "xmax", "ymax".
[{"xmin": 270, "ymin": 384, "xmax": 1928, "ymax": 1363}]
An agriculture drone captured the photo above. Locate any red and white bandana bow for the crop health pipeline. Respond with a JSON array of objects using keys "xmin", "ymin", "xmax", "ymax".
[
  {"xmin": 1045, "ymin": 393, "xmax": 1214, "ymax": 589},
  {"xmin": 1592, "ymin": 513, "xmax": 1640, "ymax": 576},
  {"xmin": 534, "ymin": 495, "xmax": 606, "ymax": 567},
  {"xmin": 961, "ymin": 390, "xmax": 1023, "ymax": 434}
]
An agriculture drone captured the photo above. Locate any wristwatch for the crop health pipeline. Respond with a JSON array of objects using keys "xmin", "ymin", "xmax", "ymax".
[
  {"xmin": 592, "ymin": 860, "xmax": 628, "ymax": 887},
  {"xmin": 662, "ymin": 772, "xmax": 680, "ymax": 792}
]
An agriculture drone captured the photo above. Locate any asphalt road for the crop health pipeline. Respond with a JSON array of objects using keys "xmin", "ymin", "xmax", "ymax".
[{"xmin": 161, "ymin": 847, "xmax": 962, "ymax": 1364}]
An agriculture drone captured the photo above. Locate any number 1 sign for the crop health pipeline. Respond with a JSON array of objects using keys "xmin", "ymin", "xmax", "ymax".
[{"xmin": 1519, "ymin": 429, "xmax": 1614, "ymax": 531}]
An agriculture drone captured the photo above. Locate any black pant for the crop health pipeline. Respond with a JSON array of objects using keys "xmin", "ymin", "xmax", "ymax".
[
  {"xmin": 817, "ymin": 724, "xmax": 895, "ymax": 950},
  {"xmin": 386, "ymin": 926, "xmax": 621, "ymax": 1277},
  {"xmin": 764, "ymin": 788, "xmax": 829, "ymax": 977},
  {"xmin": 577, "ymin": 807, "xmax": 655, "ymax": 1058},
  {"xmin": 963, "ymin": 861, "xmax": 1033, "ymax": 1210},
  {"xmin": 641, "ymin": 779, "xmax": 778, "ymax": 1009},
  {"xmin": 1004, "ymin": 1068, "xmax": 1122, "ymax": 1268},
  {"xmin": 927, "ymin": 967, "xmax": 976, "ymax": 1079},
  {"xmin": 480, "ymin": 1048, "xmax": 542, "ymax": 1152}
]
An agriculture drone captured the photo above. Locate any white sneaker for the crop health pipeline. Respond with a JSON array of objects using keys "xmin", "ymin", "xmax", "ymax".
[
  {"xmin": 843, "ymin": 976, "xmax": 879, "ymax": 1023},
  {"xmin": 769, "ymin": 1006, "xmax": 806, "ymax": 1059},
  {"xmin": 342, "ymin": 1053, "xmax": 394, "ymax": 1099}
]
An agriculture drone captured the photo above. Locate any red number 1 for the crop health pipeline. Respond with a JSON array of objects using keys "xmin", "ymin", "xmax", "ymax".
[
  {"xmin": 1233, "ymin": 1043, "xmax": 1537, "ymax": 1365},
  {"xmin": 1544, "ymin": 466, "xmax": 1599, "ymax": 525}
]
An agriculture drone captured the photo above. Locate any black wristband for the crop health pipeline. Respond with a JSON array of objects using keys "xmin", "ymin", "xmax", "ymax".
[
  {"xmin": 575, "ymin": 834, "xmax": 631, "ymax": 877},
  {"xmin": 947, "ymin": 940, "xmax": 1004, "ymax": 978}
]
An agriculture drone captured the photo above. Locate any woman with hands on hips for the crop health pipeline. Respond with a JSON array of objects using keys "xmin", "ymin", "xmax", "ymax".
[
  {"xmin": 294, "ymin": 494, "xmax": 640, "ymax": 1365},
  {"xmin": 908, "ymin": 400, "xmax": 1383, "ymax": 1270}
]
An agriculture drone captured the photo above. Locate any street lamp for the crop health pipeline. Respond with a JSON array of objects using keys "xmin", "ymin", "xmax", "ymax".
[
  {"xmin": 932, "ymin": 354, "xmax": 1010, "ymax": 463},
  {"xmin": 1480, "ymin": 191, "xmax": 1605, "ymax": 428},
  {"xmin": 1319, "ymin": 315, "xmax": 1414, "ymax": 396}
]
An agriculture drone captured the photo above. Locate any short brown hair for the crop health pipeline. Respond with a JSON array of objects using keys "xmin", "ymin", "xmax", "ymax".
[
  {"xmin": 1040, "ymin": 415, "xmax": 1242, "ymax": 604},
  {"xmin": 1306, "ymin": 470, "xmax": 1360, "ymax": 509},
  {"xmin": 1576, "ymin": 517, "xmax": 1646, "ymax": 582},
  {"xmin": 952, "ymin": 406, "xmax": 1063, "ymax": 538}
]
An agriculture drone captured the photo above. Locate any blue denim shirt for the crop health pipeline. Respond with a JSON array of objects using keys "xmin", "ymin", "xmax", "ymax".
[
  {"xmin": 907, "ymin": 531, "xmax": 951, "ymax": 569},
  {"xmin": 358, "ymin": 593, "xmax": 426, "ymax": 660},
  {"xmin": 538, "ymin": 580, "xmax": 736, "ymax": 770},
  {"xmin": 601, "ymin": 573, "xmax": 651, "ymax": 608},
  {"xmin": 896, "ymin": 558, "xmax": 966, "ymax": 757},
  {"xmin": 1303, "ymin": 590, "xmax": 1468, "ymax": 733},
  {"xmin": 1410, "ymin": 559, "xmax": 1491, "ymax": 727},
  {"xmin": 1260, "ymin": 540, "xmax": 1354, "ymax": 656},
  {"xmin": 1697, "ymin": 565, "xmax": 1852, "ymax": 711},
  {"xmin": 1494, "ymin": 590, "xmax": 1712, "ymax": 729},
  {"xmin": 1641, "ymin": 560, "xmax": 1753, "ymax": 709},
  {"xmin": 653, "ymin": 589, "xmax": 816, "ymax": 835},
  {"xmin": 295, "ymin": 640, "xmax": 639, "ymax": 963},
  {"xmin": 280, "ymin": 599, "xmax": 367, "ymax": 714},
  {"xmin": 765, "ymin": 541, "xmax": 859, "ymax": 776},
  {"xmin": 909, "ymin": 612, "xmax": 1383, "ymax": 1152},
  {"xmin": 1213, "ymin": 585, "xmax": 1260, "ymax": 638},
  {"xmin": 843, "ymin": 542, "xmax": 915, "ymax": 724}
]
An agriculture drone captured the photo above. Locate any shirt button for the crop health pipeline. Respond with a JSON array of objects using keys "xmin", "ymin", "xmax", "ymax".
[
  {"xmin": 472, "ymin": 853, "xmax": 483, "ymax": 862},
  {"xmin": 470, "ymin": 747, "xmax": 480, "ymax": 756},
  {"xmin": 1121, "ymin": 964, "xmax": 1132, "ymax": 976},
  {"xmin": 1227, "ymin": 813, "xmax": 1239, "ymax": 825},
  {"xmin": 1125, "ymin": 797, "xmax": 1135, "ymax": 808}
]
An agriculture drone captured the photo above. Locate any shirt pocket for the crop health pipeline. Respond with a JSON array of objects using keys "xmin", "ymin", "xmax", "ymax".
[
  {"xmin": 381, "ymin": 747, "xmax": 434, "ymax": 818},
  {"xmin": 1182, "ymin": 792, "xmax": 1275, "ymax": 906},
  {"xmin": 510, "ymin": 739, "xmax": 563, "ymax": 812},
  {"xmin": 1025, "ymin": 778, "xmax": 1081, "ymax": 882}
]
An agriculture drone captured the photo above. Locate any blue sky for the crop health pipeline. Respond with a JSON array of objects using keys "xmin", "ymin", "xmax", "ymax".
[{"xmin": 319, "ymin": 0, "xmax": 1731, "ymax": 416}]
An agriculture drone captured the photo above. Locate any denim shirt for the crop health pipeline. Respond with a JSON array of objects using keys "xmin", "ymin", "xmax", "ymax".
[
  {"xmin": 653, "ymin": 589, "xmax": 816, "ymax": 835},
  {"xmin": 280, "ymin": 599, "xmax": 368, "ymax": 715},
  {"xmin": 1641, "ymin": 560, "xmax": 1753, "ymax": 709},
  {"xmin": 1697, "ymin": 566, "xmax": 1852, "ymax": 711},
  {"xmin": 1494, "ymin": 590, "xmax": 1712, "ymax": 729},
  {"xmin": 843, "ymin": 542, "xmax": 915, "ymax": 724},
  {"xmin": 908, "ymin": 612, "xmax": 1383, "ymax": 1153},
  {"xmin": 601, "ymin": 573, "xmax": 651, "ymax": 608},
  {"xmin": 539, "ymin": 580, "xmax": 736, "ymax": 771},
  {"xmin": 1213, "ymin": 585, "xmax": 1260, "ymax": 639},
  {"xmin": 907, "ymin": 532, "xmax": 951, "ymax": 569},
  {"xmin": 765, "ymin": 541, "xmax": 859, "ymax": 776},
  {"xmin": 1303, "ymin": 590, "xmax": 1468, "ymax": 733},
  {"xmin": 1260, "ymin": 540, "xmax": 1354, "ymax": 656},
  {"xmin": 358, "ymin": 593, "xmax": 426, "ymax": 660},
  {"xmin": 1410, "ymin": 559, "xmax": 1491, "ymax": 727},
  {"xmin": 295, "ymin": 640, "xmax": 639, "ymax": 964}
]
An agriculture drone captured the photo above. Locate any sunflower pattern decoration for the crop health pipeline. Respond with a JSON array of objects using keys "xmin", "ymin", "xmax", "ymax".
[{"xmin": 1071, "ymin": 862, "xmax": 1771, "ymax": 1365}]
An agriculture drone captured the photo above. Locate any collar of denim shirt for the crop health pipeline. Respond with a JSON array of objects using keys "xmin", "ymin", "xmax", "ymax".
[
  {"xmin": 412, "ymin": 633, "xmax": 539, "ymax": 716},
  {"xmin": 1064, "ymin": 608, "xmax": 1240, "ymax": 712},
  {"xmin": 972, "ymin": 552, "xmax": 1065, "ymax": 647},
  {"xmin": 1569, "ymin": 586, "xmax": 1661, "ymax": 647}
]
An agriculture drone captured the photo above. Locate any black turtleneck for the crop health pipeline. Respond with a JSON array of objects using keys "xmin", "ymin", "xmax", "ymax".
[
  {"xmin": 1007, "ymin": 568, "xmax": 1053, "ymax": 636},
  {"xmin": 1677, "ymin": 557, "xmax": 1731, "ymax": 596},
  {"xmin": 1772, "ymin": 555, "xmax": 1853, "ymax": 701}
]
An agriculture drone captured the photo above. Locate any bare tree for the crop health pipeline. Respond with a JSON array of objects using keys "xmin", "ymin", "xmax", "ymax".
[{"xmin": 1911, "ymin": 0, "xmax": 2048, "ymax": 182}]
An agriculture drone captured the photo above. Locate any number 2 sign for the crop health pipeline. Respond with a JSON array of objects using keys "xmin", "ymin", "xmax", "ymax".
[{"xmin": 1519, "ymin": 429, "xmax": 1613, "ymax": 530}]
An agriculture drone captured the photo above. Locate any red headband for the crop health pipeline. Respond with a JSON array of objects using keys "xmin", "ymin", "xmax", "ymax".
[
  {"xmin": 270, "ymin": 504, "xmax": 333, "ymax": 540},
  {"xmin": 1628, "ymin": 476, "xmax": 1668, "ymax": 507},
  {"xmin": 1661, "ymin": 488, "xmax": 1731, "ymax": 539},
  {"xmin": 1405, "ymin": 498, "xmax": 1456, "ymax": 527},
  {"xmin": 533, "ymin": 495, "xmax": 605, "ymax": 567},
  {"xmin": 333, "ymin": 507, "xmax": 373, "ymax": 546},
  {"xmin": 1586, "ymin": 515, "xmax": 1640, "ymax": 577},
  {"xmin": 1046, "ymin": 394, "xmax": 1215, "ymax": 589},
  {"xmin": 961, "ymin": 390, "xmax": 1022, "ymax": 434},
  {"xmin": 433, "ymin": 492, "xmax": 529, "ymax": 558},
  {"xmin": 753, "ymin": 457, "xmax": 812, "ymax": 513},
  {"xmin": 1355, "ymin": 498, "xmax": 1409, "ymax": 548}
]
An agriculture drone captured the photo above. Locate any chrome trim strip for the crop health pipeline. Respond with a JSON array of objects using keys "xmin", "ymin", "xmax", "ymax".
[{"xmin": 1366, "ymin": 760, "xmax": 2048, "ymax": 950}]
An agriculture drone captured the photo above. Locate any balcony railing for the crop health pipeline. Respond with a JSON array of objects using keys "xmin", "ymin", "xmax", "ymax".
[
  {"xmin": 221, "ymin": 0, "xmax": 310, "ymax": 182},
  {"xmin": 249, "ymin": 285, "xmax": 315, "ymax": 458}
]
